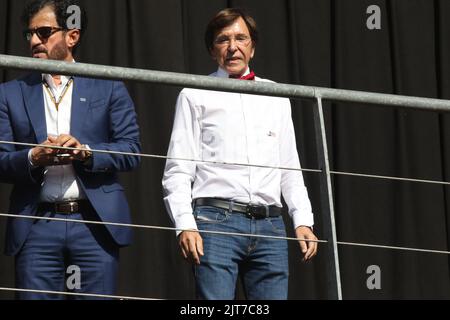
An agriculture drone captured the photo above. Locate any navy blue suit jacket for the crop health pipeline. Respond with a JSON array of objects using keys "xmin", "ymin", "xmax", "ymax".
[{"xmin": 0, "ymin": 73, "xmax": 141, "ymax": 256}]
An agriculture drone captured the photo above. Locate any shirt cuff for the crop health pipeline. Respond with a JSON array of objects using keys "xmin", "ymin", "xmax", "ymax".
[
  {"xmin": 174, "ymin": 213, "xmax": 198, "ymax": 237},
  {"xmin": 291, "ymin": 210, "xmax": 314, "ymax": 230},
  {"xmin": 28, "ymin": 149, "xmax": 38, "ymax": 169}
]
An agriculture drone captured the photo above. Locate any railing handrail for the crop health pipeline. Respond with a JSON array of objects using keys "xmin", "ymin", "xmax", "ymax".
[{"xmin": 1, "ymin": 54, "xmax": 450, "ymax": 112}]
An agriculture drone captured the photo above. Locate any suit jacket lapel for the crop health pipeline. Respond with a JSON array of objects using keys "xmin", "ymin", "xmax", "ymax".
[
  {"xmin": 70, "ymin": 77, "xmax": 91, "ymax": 139},
  {"xmin": 20, "ymin": 73, "xmax": 47, "ymax": 143}
]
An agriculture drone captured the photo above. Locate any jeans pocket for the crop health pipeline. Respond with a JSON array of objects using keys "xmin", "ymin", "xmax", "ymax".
[
  {"xmin": 266, "ymin": 217, "xmax": 287, "ymax": 236},
  {"xmin": 194, "ymin": 206, "xmax": 229, "ymax": 224}
]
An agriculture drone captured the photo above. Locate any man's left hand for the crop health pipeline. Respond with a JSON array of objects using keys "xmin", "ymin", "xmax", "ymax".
[{"xmin": 295, "ymin": 226, "xmax": 318, "ymax": 262}]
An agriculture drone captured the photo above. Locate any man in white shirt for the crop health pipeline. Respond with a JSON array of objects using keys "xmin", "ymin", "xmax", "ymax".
[
  {"xmin": 162, "ymin": 8, "xmax": 317, "ymax": 299},
  {"xmin": 0, "ymin": 0, "xmax": 140, "ymax": 299}
]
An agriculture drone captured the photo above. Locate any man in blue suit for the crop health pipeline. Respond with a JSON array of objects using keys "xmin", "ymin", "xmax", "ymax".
[{"xmin": 0, "ymin": 0, "xmax": 140, "ymax": 299}]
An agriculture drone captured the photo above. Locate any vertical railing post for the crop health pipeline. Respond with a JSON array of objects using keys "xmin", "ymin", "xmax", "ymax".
[{"xmin": 312, "ymin": 96, "xmax": 342, "ymax": 299}]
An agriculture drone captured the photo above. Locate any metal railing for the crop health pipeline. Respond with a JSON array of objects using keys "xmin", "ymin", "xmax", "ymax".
[
  {"xmin": 1, "ymin": 54, "xmax": 450, "ymax": 300},
  {"xmin": 2, "ymin": 54, "xmax": 450, "ymax": 111}
]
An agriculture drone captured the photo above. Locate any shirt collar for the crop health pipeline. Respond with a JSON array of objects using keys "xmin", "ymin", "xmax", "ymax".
[
  {"xmin": 216, "ymin": 66, "xmax": 250, "ymax": 78},
  {"xmin": 42, "ymin": 59, "xmax": 75, "ymax": 89},
  {"xmin": 42, "ymin": 74, "xmax": 72, "ymax": 89}
]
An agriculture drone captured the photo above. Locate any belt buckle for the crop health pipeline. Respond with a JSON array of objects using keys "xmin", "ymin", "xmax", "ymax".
[
  {"xmin": 68, "ymin": 201, "xmax": 77, "ymax": 213},
  {"xmin": 245, "ymin": 204, "xmax": 260, "ymax": 219},
  {"xmin": 246, "ymin": 204, "xmax": 269, "ymax": 219},
  {"xmin": 55, "ymin": 201, "xmax": 78, "ymax": 214}
]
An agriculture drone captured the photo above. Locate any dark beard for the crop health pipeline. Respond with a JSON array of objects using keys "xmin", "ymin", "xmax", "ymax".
[
  {"xmin": 32, "ymin": 39, "xmax": 70, "ymax": 61},
  {"xmin": 48, "ymin": 40, "xmax": 70, "ymax": 61}
]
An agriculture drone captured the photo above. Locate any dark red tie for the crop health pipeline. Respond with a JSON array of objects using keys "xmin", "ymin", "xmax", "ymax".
[{"xmin": 230, "ymin": 71, "xmax": 255, "ymax": 80}]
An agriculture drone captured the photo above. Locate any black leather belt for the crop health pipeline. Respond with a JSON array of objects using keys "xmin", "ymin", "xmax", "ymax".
[
  {"xmin": 38, "ymin": 200, "xmax": 92, "ymax": 214},
  {"xmin": 194, "ymin": 198, "xmax": 281, "ymax": 219}
]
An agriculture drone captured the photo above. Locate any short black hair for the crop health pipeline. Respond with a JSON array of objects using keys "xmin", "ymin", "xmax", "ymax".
[{"xmin": 22, "ymin": 0, "xmax": 87, "ymax": 52}]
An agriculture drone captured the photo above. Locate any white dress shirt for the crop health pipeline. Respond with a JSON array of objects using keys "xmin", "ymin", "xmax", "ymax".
[
  {"xmin": 30, "ymin": 74, "xmax": 86, "ymax": 202},
  {"xmin": 162, "ymin": 67, "xmax": 314, "ymax": 233}
]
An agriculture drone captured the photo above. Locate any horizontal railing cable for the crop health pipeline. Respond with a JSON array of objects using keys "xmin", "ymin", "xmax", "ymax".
[
  {"xmin": 0, "ymin": 140, "xmax": 322, "ymax": 174},
  {"xmin": 330, "ymin": 170, "xmax": 450, "ymax": 186},
  {"xmin": 2, "ymin": 140, "xmax": 449, "ymax": 186},
  {"xmin": 0, "ymin": 212, "xmax": 326, "ymax": 244},
  {"xmin": 336, "ymin": 241, "xmax": 450, "ymax": 255},
  {"xmin": 0, "ymin": 287, "xmax": 160, "ymax": 300},
  {"xmin": 1, "ymin": 54, "xmax": 450, "ymax": 112},
  {"xmin": 0, "ymin": 211, "xmax": 449, "ymax": 256}
]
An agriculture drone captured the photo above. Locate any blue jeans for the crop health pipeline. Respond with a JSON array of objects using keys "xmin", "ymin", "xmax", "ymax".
[
  {"xmin": 15, "ymin": 210, "xmax": 119, "ymax": 300},
  {"xmin": 193, "ymin": 205, "xmax": 289, "ymax": 300}
]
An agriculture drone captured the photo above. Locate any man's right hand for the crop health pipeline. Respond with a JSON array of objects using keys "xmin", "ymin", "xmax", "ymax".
[
  {"xmin": 178, "ymin": 230, "xmax": 204, "ymax": 265},
  {"xmin": 30, "ymin": 137, "xmax": 71, "ymax": 167}
]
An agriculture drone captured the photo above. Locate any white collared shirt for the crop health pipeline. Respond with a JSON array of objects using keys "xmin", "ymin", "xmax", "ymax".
[
  {"xmin": 36, "ymin": 74, "xmax": 86, "ymax": 202},
  {"xmin": 162, "ymin": 67, "xmax": 314, "ymax": 233}
]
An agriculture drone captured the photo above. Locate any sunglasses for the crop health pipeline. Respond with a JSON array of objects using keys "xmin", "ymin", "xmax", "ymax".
[{"xmin": 23, "ymin": 26, "xmax": 65, "ymax": 41}]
